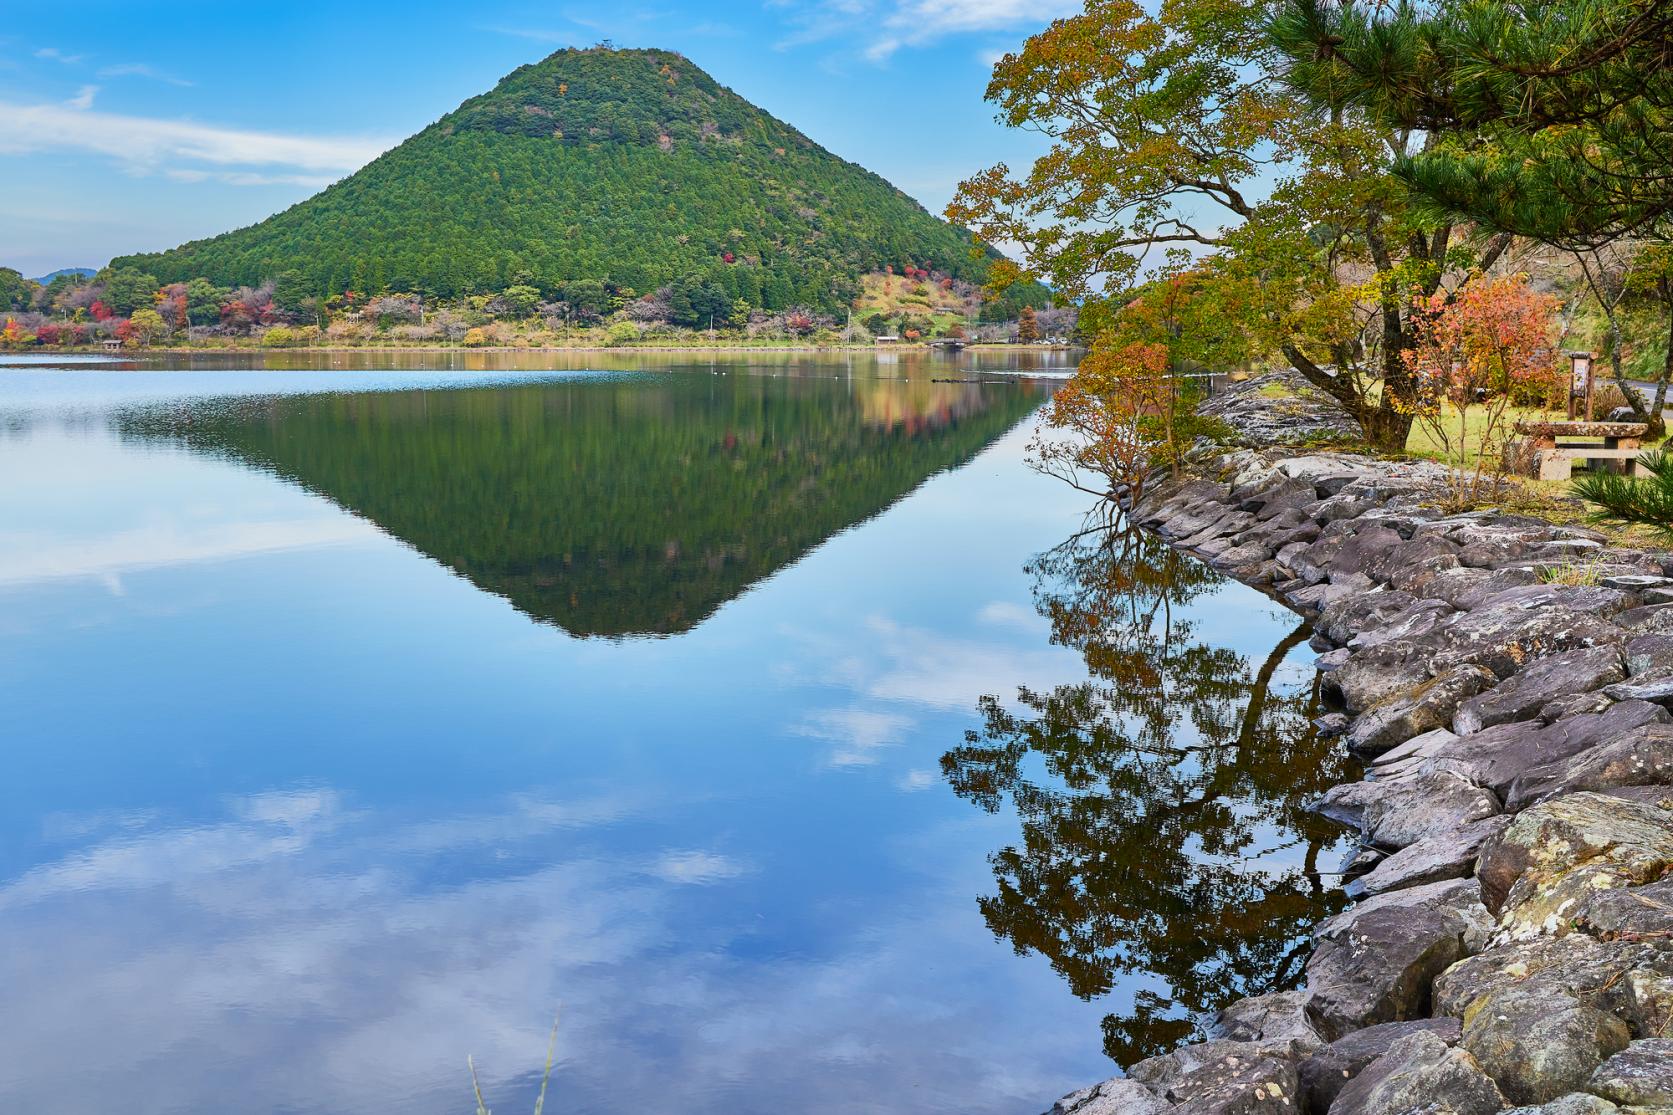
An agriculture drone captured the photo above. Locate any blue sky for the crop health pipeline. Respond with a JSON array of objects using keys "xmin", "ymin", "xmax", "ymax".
[{"xmin": 0, "ymin": 0, "xmax": 1072, "ymax": 280}]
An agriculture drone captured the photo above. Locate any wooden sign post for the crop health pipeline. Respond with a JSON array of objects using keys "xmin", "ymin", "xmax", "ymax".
[{"xmin": 1568, "ymin": 350, "xmax": 1594, "ymax": 421}]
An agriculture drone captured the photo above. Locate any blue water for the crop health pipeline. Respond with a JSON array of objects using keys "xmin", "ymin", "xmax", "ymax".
[{"xmin": 0, "ymin": 353, "xmax": 1341, "ymax": 1115}]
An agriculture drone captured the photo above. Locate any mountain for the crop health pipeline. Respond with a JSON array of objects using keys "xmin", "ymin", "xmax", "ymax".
[
  {"xmin": 31, "ymin": 267, "xmax": 95, "ymax": 285},
  {"xmin": 111, "ymin": 47, "xmax": 995, "ymax": 314},
  {"xmin": 115, "ymin": 370, "xmax": 1044, "ymax": 637}
]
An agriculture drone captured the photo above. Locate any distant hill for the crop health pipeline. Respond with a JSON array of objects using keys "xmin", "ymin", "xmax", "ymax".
[
  {"xmin": 112, "ymin": 47, "xmax": 996, "ymax": 315},
  {"xmin": 31, "ymin": 268, "xmax": 95, "ymax": 285}
]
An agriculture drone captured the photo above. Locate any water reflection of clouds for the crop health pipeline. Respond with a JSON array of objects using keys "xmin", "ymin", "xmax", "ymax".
[
  {"xmin": 0, "ymin": 787, "xmax": 1100, "ymax": 1115},
  {"xmin": 0, "ymin": 518, "xmax": 377, "ymax": 591}
]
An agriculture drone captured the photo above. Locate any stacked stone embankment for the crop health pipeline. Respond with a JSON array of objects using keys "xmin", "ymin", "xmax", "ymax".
[{"xmin": 1044, "ymin": 446, "xmax": 1673, "ymax": 1114}]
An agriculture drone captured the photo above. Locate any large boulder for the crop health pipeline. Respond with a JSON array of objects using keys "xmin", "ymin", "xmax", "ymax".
[
  {"xmin": 1586, "ymin": 1038, "xmax": 1673, "ymax": 1106},
  {"xmin": 1623, "ymin": 634, "xmax": 1673, "ymax": 678},
  {"xmin": 1504, "ymin": 722, "xmax": 1673, "ymax": 809},
  {"xmin": 1422, "ymin": 701, "xmax": 1670, "ymax": 803},
  {"xmin": 1304, "ymin": 904, "xmax": 1467, "ymax": 1041},
  {"xmin": 1434, "ymin": 933, "xmax": 1673, "ymax": 1023},
  {"xmin": 1350, "ymin": 816, "xmax": 1511, "ymax": 897},
  {"xmin": 1209, "ymin": 990, "xmax": 1324, "ymax": 1052},
  {"xmin": 1416, "ymin": 596, "xmax": 1628, "ymax": 681},
  {"xmin": 1325, "ymin": 641, "xmax": 1440, "ymax": 714},
  {"xmin": 1453, "ymin": 646, "xmax": 1626, "ymax": 735},
  {"xmin": 1461, "ymin": 981, "xmax": 1630, "ymax": 1104},
  {"xmin": 1040, "ymin": 1078, "xmax": 1169, "ymax": 1115},
  {"xmin": 1346, "ymin": 664, "xmax": 1497, "ymax": 756},
  {"xmin": 1325, "ymin": 1030, "xmax": 1504, "ymax": 1114},
  {"xmin": 1317, "ymin": 590, "xmax": 1420, "ymax": 647},
  {"xmin": 1474, "ymin": 791, "xmax": 1673, "ymax": 935},
  {"xmin": 1128, "ymin": 1040, "xmax": 1305, "ymax": 1112},
  {"xmin": 1501, "ymin": 1095, "xmax": 1618, "ymax": 1115},
  {"xmin": 1295, "ymin": 1018, "xmax": 1461, "ymax": 1115},
  {"xmin": 1316, "ymin": 770, "xmax": 1501, "ymax": 850}
]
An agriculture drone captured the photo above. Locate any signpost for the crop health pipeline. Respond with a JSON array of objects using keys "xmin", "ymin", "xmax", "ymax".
[{"xmin": 1568, "ymin": 350, "xmax": 1595, "ymax": 420}]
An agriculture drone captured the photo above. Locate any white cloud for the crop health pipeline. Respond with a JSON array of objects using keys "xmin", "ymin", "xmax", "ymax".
[
  {"xmin": 0, "ymin": 518, "xmax": 378, "ymax": 590},
  {"xmin": 66, "ymin": 84, "xmax": 98, "ymax": 110},
  {"xmin": 98, "ymin": 62, "xmax": 194, "ymax": 87},
  {"xmin": 0, "ymin": 99, "xmax": 389, "ymax": 180},
  {"xmin": 35, "ymin": 46, "xmax": 86, "ymax": 64},
  {"xmin": 779, "ymin": 0, "xmax": 1074, "ymax": 61},
  {"xmin": 646, "ymin": 850, "xmax": 752, "ymax": 885},
  {"xmin": 793, "ymin": 706, "xmax": 915, "ymax": 766}
]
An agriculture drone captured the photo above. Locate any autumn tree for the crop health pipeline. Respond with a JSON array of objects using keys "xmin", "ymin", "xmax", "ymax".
[
  {"xmin": 950, "ymin": 0, "xmax": 1512, "ymax": 452},
  {"xmin": 1404, "ymin": 273, "xmax": 1560, "ymax": 501},
  {"xmin": 128, "ymin": 307, "xmax": 168, "ymax": 345},
  {"xmin": 1017, "ymin": 305, "xmax": 1041, "ymax": 342}
]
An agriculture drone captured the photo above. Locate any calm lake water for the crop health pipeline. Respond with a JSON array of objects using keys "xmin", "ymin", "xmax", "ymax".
[{"xmin": 0, "ymin": 352, "xmax": 1353, "ymax": 1115}]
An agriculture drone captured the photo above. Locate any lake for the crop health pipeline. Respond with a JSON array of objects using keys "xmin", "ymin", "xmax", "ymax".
[{"xmin": 0, "ymin": 351, "xmax": 1353, "ymax": 1115}]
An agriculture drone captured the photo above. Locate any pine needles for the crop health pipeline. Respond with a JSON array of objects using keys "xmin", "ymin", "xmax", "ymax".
[{"xmin": 1572, "ymin": 449, "xmax": 1673, "ymax": 536}]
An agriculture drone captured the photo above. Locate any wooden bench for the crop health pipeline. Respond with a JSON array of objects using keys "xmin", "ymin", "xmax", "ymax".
[{"xmin": 1513, "ymin": 420, "xmax": 1649, "ymax": 481}]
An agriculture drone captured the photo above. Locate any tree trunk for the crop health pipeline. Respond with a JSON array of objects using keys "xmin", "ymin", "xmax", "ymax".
[{"xmin": 1360, "ymin": 406, "xmax": 1413, "ymax": 454}]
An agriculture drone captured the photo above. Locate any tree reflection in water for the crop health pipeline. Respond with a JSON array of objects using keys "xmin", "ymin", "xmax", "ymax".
[{"xmin": 942, "ymin": 524, "xmax": 1355, "ymax": 1067}]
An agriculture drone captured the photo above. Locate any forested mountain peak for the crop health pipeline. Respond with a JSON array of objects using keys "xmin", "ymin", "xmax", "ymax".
[
  {"xmin": 441, "ymin": 46, "xmax": 806, "ymax": 152},
  {"xmin": 111, "ymin": 46, "xmax": 993, "ymax": 313}
]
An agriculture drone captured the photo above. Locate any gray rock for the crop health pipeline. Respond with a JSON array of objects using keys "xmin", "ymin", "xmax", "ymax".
[
  {"xmin": 1540, "ymin": 691, "xmax": 1616, "ymax": 723},
  {"xmin": 1454, "ymin": 646, "xmax": 1626, "ymax": 735},
  {"xmin": 1366, "ymin": 534, "xmax": 1461, "ymax": 588},
  {"xmin": 1350, "ymin": 816, "xmax": 1511, "ymax": 896},
  {"xmin": 1462, "ymin": 981, "xmax": 1630, "ymax": 1104},
  {"xmin": 1325, "ymin": 641, "xmax": 1440, "ymax": 714},
  {"xmin": 1612, "ymin": 603, "xmax": 1673, "ymax": 634},
  {"xmin": 1347, "ymin": 664, "xmax": 1497, "ymax": 756},
  {"xmin": 1624, "ymin": 634, "xmax": 1673, "ymax": 677},
  {"xmin": 1602, "ymin": 674, "xmax": 1673, "ymax": 707},
  {"xmin": 1297, "ymin": 1018, "xmax": 1461, "ymax": 1115},
  {"xmin": 1474, "ymin": 791, "xmax": 1673, "ymax": 935},
  {"xmin": 1209, "ymin": 990, "xmax": 1324, "ymax": 1051},
  {"xmin": 1587, "ymin": 1038, "xmax": 1673, "ymax": 1107},
  {"xmin": 1422, "ymin": 700, "xmax": 1670, "ymax": 802},
  {"xmin": 1316, "ymin": 770, "xmax": 1501, "ymax": 850},
  {"xmin": 1370, "ymin": 727, "xmax": 1457, "ymax": 774},
  {"xmin": 1418, "ymin": 600, "xmax": 1628, "ymax": 681},
  {"xmin": 1345, "ymin": 599, "xmax": 1456, "ymax": 651},
  {"xmin": 1327, "ymin": 1030, "xmax": 1504, "ymax": 1114},
  {"xmin": 1328, "ymin": 525, "xmax": 1408, "ymax": 579},
  {"xmin": 1433, "ymin": 933, "xmax": 1673, "ymax": 1022},
  {"xmin": 1504, "ymin": 721, "xmax": 1673, "ymax": 810},
  {"xmin": 1041, "ymin": 1078, "xmax": 1169, "ymax": 1115},
  {"xmin": 1316, "ymin": 877, "xmax": 1496, "ymax": 955},
  {"xmin": 1128, "ymin": 1039, "xmax": 1307, "ymax": 1102},
  {"xmin": 1318, "ymin": 591, "xmax": 1420, "ymax": 647},
  {"xmin": 1502, "ymin": 1094, "xmax": 1618, "ymax": 1115},
  {"xmin": 1314, "ymin": 713, "xmax": 1351, "ymax": 738},
  {"xmin": 1304, "ymin": 904, "xmax": 1467, "ymax": 1041}
]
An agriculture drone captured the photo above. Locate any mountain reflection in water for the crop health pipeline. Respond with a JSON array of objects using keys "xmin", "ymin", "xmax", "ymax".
[
  {"xmin": 115, "ymin": 371, "xmax": 1042, "ymax": 637},
  {"xmin": 944, "ymin": 525, "xmax": 1357, "ymax": 1067}
]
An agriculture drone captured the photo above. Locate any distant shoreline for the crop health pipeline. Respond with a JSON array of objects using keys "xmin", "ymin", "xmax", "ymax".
[{"xmin": 8, "ymin": 342, "xmax": 1082, "ymax": 357}]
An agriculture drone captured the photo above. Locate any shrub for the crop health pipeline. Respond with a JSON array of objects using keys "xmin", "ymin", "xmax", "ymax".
[
  {"xmin": 462, "ymin": 327, "xmax": 489, "ymax": 347},
  {"xmin": 262, "ymin": 325, "xmax": 296, "ymax": 346},
  {"xmin": 604, "ymin": 320, "xmax": 640, "ymax": 347}
]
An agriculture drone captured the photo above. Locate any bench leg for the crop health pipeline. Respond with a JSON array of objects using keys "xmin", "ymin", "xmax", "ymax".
[{"xmin": 1537, "ymin": 451, "xmax": 1574, "ymax": 481}]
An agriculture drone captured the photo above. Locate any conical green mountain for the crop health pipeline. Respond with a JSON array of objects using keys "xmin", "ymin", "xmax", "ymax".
[{"xmin": 113, "ymin": 47, "xmax": 993, "ymax": 312}]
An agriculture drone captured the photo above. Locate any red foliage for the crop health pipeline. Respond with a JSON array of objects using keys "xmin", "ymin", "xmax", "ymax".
[
  {"xmin": 89, "ymin": 300, "xmax": 113, "ymax": 322},
  {"xmin": 722, "ymin": 251, "xmax": 736, "ymax": 264},
  {"xmin": 113, "ymin": 318, "xmax": 135, "ymax": 342},
  {"xmin": 35, "ymin": 322, "xmax": 61, "ymax": 346}
]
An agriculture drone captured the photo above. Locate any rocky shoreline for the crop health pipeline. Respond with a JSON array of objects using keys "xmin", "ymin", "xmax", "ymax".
[{"xmin": 1043, "ymin": 436, "xmax": 1673, "ymax": 1112}]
